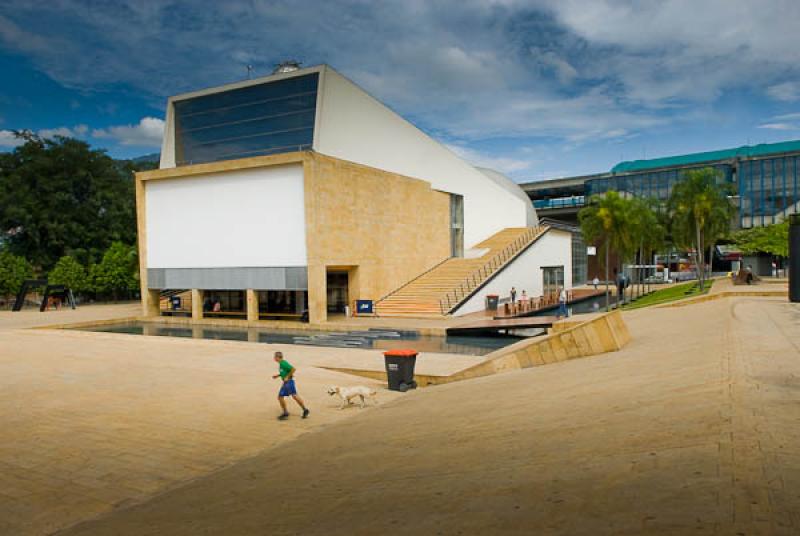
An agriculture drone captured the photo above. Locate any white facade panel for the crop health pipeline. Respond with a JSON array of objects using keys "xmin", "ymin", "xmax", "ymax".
[
  {"xmin": 452, "ymin": 229, "xmax": 573, "ymax": 316},
  {"xmin": 314, "ymin": 68, "xmax": 529, "ymax": 248},
  {"xmin": 145, "ymin": 164, "xmax": 307, "ymax": 269}
]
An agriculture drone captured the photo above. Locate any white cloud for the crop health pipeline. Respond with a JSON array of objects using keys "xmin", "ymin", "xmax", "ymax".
[
  {"xmin": 37, "ymin": 124, "xmax": 88, "ymax": 139},
  {"xmin": 757, "ymin": 110, "xmax": 800, "ymax": 131},
  {"xmin": 2, "ymin": 0, "xmax": 800, "ymax": 159},
  {"xmin": 0, "ymin": 130, "xmax": 24, "ymax": 148},
  {"xmin": 1, "ymin": 120, "xmax": 162, "ymax": 150},
  {"xmin": 548, "ymin": 0, "xmax": 800, "ymax": 105},
  {"xmin": 446, "ymin": 144, "xmax": 533, "ymax": 175},
  {"xmin": 767, "ymin": 82, "xmax": 800, "ymax": 102},
  {"xmin": 92, "ymin": 117, "xmax": 164, "ymax": 148},
  {"xmin": 758, "ymin": 123, "xmax": 797, "ymax": 131}
]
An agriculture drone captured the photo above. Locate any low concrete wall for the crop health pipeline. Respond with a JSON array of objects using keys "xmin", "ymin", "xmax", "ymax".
[
  {"xmin": 441, "ymin": 310, "xmax": 630, "ymax": 384},
  {"xmin": 658, "ymin": 290, "xmax": 787, "ymax": 308},
  {"xmin": 42, "ymin": 314, "xmax": 450, "ymax": 337},
  {"xmin": 323, "ymin": 310, "xmax": 631, "ymax": 387}
]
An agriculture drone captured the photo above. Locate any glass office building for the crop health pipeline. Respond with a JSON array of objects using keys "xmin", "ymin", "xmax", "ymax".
[
  {"xmin": 585, "ymin": 164, "xmax": 733, "ymax": 202},
  {"xmin": 738, "ymin": 154, "xmax": 800, "ymax": 227},
  {"xmin": 527, "ymin": 139, "xmax": 800, "ymax": 229}
]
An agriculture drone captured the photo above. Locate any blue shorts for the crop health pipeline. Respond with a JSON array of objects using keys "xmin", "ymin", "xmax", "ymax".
[{"xmin": 279, "ymin": 379, "xmax": 297, "ymax": 397}]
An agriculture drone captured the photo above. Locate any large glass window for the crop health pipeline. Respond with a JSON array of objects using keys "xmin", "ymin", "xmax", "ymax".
[
  {"xmin": 738, "ymin": 156, "xmax": 800, "ymax": 226},
  {"xmin": 571, "ymin": 233, "xmax": 587, "ymax": 285},
  {"xmin": 174, "ymin": 73, "xmax": 319, "ymax": 166},
  {"xmin": 586, "ymin": 164, "xmax": 732, "ymax": 204},
  {"xmin": 450, "ymin": 194, "xmax": 464, "ymax": 257},
  {"xmin": 542, "ymin": 266, "xmax": 565, "ymax": 299}
]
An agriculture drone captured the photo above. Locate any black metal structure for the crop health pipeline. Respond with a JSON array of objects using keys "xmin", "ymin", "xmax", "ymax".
[
  {"xmin": 790, "ymin": 214, "xmax": 800, "ymax": 302},
  {"xmin": 12, "ymin": 279, "xmax": 76, "ymax": 312}
]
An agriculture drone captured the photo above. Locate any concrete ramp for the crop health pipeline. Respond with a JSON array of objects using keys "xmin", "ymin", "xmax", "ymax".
[{"xmin": 324, "ymin": 310, "xmax": 631, "ymax": 386}]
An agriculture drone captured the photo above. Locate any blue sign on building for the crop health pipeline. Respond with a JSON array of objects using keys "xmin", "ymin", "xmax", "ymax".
[{"xmin": 356, "ymin": 299, "xmax": 373, "ymax": 315}]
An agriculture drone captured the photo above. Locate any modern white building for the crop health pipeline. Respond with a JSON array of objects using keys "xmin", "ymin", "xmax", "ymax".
[{"xmin": 137, "ymin": 64, "xmax": 571, "ymax": 322}]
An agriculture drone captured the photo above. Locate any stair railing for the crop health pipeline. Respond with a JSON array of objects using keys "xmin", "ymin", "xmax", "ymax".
[{"xmin": 438, "ymin": 226, "xmax": 543, "ymax": 314}]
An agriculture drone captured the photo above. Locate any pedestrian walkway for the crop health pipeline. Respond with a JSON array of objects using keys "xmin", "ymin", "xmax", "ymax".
[
  {"xmin": 0, "ymin": 304, "xmax": 482, "ymax": 535},
  {"xmin": 61, "ymin": 296, "xmax": 800, "ymax": 535},
  {"xmin": 494, "ymin": 288, "xmax": 605, "ymax": 318}
]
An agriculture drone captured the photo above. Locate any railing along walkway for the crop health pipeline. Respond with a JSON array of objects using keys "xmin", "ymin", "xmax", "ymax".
[
  {"xmin": 494, "ymin": 291, "xmax": 571, "ymax": 318},
  {"xmin": 439, "ymin": 226, "xmax": 544, "ymax": 315}
]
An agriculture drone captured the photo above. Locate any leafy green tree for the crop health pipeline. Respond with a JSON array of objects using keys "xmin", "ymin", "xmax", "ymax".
[
  {"xmin": 48, "ymin": 255, "xmax": 88, "ymax": 293},
  {"xmin": 0, "ymin": 134, "xmax": 136, "ymax": 271},
  {"xmin": 579, "ymin": 190, "xmax": 637, "ymax": 310},
  {"xmin": 667, "ymin": 168, "xmax": 734, "ymax": 290},
  {"xmin": 732, "ymin": 221, "xmax": 789, "ymax": 258},
  {"xmin": 0, "ymin": 251, "xmax": 33, "ymax": 298},
  {"xmin": 90, "ymin": 242, "xmax": 139, "ymax": 300}
]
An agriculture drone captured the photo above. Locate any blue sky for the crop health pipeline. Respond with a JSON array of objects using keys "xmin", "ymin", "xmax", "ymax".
[{"xmin": 2, "ymin": 1, "xmax": 800, "ymax": 182}]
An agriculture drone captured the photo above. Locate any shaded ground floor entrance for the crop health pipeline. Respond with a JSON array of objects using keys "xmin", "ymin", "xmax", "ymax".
[
  {"xmin": 326, "ymin": 270, "xmax": 350, "ymax": 315},
  {"xmin": 258, "ymin": 290, "xmax": 307, "ymax": 320}
]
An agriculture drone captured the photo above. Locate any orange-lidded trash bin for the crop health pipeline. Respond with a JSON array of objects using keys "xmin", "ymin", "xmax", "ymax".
[{"xmin": 383, "ymin": 349, "xmax": 418, "ymax": 392}]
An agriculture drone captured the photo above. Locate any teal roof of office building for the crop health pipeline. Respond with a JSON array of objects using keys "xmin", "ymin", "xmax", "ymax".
[{"xmin": 611, "ymin": 139, "xmax": 800, "ymax": 173}]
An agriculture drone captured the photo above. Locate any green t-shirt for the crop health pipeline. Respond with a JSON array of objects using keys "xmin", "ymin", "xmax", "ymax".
[{"xmin": 278, "ymin": 360, "xmax": 294, "ymax": 380}]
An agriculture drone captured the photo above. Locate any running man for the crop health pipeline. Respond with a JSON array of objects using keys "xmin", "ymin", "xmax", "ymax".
[{"xmin": 272, "ymin": 351, "xmax": 309, "ymax": 420}]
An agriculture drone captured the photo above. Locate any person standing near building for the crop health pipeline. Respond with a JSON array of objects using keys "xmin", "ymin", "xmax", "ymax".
[
  {"xmin": 510, "ymin": 287, "xmax": 517, "ymax": 304},
  {"xmin": 272, "ymin": 351, "xmax": 310, "ymax": 420},
  {"xmin": 592, "ymin": 276, "xmax": 599, "ymax": 290},
  {"xmin": 556, "ymin": 286, "xmax": 568, "ymax": 319}
]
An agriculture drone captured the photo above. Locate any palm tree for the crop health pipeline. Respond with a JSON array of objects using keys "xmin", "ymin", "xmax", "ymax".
[
  {"xmin": 629, "ymin": 197, "xmax": 665, "ymax": 298},
  {"xmin": 667, "ymin": 168, "xmax": 734, "ymax": 290},
  {"xmin": 579, "ymin": 190, "xmax": 635, "ymax": 311}
]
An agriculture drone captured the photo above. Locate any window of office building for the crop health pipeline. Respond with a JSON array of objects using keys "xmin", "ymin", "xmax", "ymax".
[
  {"xmin": 739, "ymin": 156, "xmax": 800, "ymax": 226},
  {"xmin": 571, "ymin": 233, "xmax": 587, "ymax": 285},
  {"xmin": 586, "ymin": 164, "xmax": 732, "ymax": 203},
  {"xmin": 174, "ymin": 73, "xmax": 319, "ymax": 166}
]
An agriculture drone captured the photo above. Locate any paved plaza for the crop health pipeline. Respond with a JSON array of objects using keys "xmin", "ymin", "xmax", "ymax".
[
  {"xmin": 0, "ymin": 305, "xmax": 483, "ymax": 535},
  {"xmin": 2, "ymin": 290, "xmax": 800, "ymax": 534}
]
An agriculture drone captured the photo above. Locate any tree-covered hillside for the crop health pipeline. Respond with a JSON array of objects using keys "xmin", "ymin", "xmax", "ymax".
[{"xmin": 0, "ymin": 133, "xmax": 151, "ymax": 299}]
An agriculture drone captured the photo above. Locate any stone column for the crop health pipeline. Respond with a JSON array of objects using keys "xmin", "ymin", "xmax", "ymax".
[
  {"xmin": 307, "ymin": 264, "xmax": 327, "ymax": 324},
  {"xmin": 246, "ymin": 289, "xmax": 259, "ymax": 322},
  {"xmin": 191, "ymin": 289, "xmax": 204, "ymax": 320},
  {"xmin": 142, "ymin": 323, "xmax": 157, "ymax": 337},
  {"xmin": 142, "ymin": 289, "xmax": 160, "ymax": 317}
]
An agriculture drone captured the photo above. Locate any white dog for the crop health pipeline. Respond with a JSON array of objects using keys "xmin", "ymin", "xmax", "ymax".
[{"xmin": 327, "ymin": 385, "xmax": 378, "ymax": 409}]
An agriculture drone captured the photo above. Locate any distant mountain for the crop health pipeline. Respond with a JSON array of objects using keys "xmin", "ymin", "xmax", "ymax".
[{"xmin": 131, "ymin": 152, "xmax": 160, "ymax": 164}]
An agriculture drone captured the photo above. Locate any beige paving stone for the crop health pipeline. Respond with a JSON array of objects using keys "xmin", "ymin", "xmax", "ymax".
[
  {"xmin": 56, "ymin": 296, "xmax": 800, "ymax": 536},
  {"xmin": 5, "ymin": 297, "xmax": 800, "ymax": 535},
  {"xmin": 4, "ymin": 303, "xmax": 475, "ymax": 535}
]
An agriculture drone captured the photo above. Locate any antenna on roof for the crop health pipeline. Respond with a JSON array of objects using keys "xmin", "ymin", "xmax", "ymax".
[{"xmin": 273, "ymin": 60, "xmax": 302, "ymax": 74}]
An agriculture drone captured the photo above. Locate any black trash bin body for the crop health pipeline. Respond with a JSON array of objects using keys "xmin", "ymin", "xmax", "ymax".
[
  {"xmin": 485, "ymin": 294, "xmax": 499, "ymax": 312},
  {"xmin": 383, "ymin": 349, "xmax": 418, "ymax": 391}
]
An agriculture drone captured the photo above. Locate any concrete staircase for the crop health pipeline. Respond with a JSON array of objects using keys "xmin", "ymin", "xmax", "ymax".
[{"xmin": 374, "ymin": 226, "xmax": 547, "ymax": 318}]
